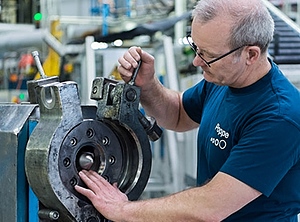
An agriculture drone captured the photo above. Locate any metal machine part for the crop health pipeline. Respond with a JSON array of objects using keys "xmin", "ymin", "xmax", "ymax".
[
  {"xmin": 0, "ymin": 103, "xmax": 37, "ymax": 222},
  {"xmin": 25, "ymin": 54, "xmax": 161, "ymax": 221}
]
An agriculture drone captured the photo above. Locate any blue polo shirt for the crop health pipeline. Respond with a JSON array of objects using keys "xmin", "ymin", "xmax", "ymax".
[{"xmin": 182, "ymin": 60, "xmax": 300, "ymax": 221}]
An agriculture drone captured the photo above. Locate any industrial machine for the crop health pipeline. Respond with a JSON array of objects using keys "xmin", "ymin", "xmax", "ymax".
[{"xmin": 0, "ymin": 52, "xmax": 162, "ymax": 222}]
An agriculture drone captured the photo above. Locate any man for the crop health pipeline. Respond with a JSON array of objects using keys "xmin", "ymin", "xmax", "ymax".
[{"xmin": 75, "ymin": 0, "xmax": 300, "ymax": 221}]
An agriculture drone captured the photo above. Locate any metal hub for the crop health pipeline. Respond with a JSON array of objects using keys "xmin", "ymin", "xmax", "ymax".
[{"xmin": 58, "ymin": 119, "xmax": 146, "ymax": 199}]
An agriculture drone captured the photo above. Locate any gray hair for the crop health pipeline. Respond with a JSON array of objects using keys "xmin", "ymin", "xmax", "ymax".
[{"xmin": 192, "ymin": 0, "xmax": 274, "ymax": 54}]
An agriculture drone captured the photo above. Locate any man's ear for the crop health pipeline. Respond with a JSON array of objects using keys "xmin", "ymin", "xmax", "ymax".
[{"xmin": 245, "ymin": 46, "xmax": 260, "ymax": 65}]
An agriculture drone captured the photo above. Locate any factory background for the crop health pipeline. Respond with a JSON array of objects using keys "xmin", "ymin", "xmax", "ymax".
[{"xmin": 1, "ymin": 0, "xmax": 300, "ymax": 221}]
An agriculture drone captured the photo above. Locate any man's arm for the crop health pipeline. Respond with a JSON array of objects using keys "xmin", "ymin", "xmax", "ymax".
[
  {"xmin": 75, "ymin": 171, "xmax": 261, "ymax": 222},
  {"xmin": 140, "ymin": 76, "xmax": 199, "ymax": 132},
  {"xmin": 117, "ymin": 46, "xmax": 198, "ymax": 132}
]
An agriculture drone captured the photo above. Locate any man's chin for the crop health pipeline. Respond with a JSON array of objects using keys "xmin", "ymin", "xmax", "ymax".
[
  {"xmin": 203, "ymin": 73, "xmax": 224, "ymax": 86},
  {"xmin": 202, "ymin": 71, "xmax": 213, "ymax": 82}
]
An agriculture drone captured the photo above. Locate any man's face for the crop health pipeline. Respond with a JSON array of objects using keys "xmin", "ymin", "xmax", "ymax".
[{"xmin": 190, "ymin": 17, "xmax": 246, "ymax": 87}]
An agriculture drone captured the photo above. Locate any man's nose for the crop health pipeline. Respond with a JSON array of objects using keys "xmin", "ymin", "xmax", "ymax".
[{"xmin": 193, "ymin": 55, "xmax": 207, "ymax": 68}]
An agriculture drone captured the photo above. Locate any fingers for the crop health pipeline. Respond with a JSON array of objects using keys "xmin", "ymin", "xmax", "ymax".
[
  {"xmin": 74, "ymin": 184, "xmax": 96, "ymax": 199},
  {"xmin": 118, "ymin": 46, "xmax": 143, "ymax": 82},
  {"xmin": 118, "ymin": 46, "xmax": 141, "ymax": 69},
  {"xmin": 78, "ymin": 170, "xmax": 102, "ymax": 191},
  {"xmin": 118, "ymin": 47, "xmax": 156, "ymax": 88},
  {"xmin": 75, "ymin": 170, "xmax": 129, "ymax": 221},
  {"xmin": 76, "ymin": 170, "xmax": 118, "ymax": 195},
  {"xmin": 82, "ymin": 170, "xmax": 113, "ymax": 190},
  {"xmin": 126, "ymin": 46, "xmax": 142, "ymax": 67},
  {"xmin": 117, "ymin": 64, "xmax": 134, "ymax": 83},
  {"xmin": 74, "ymin": 170, "xmax": 99, "ymax": 198}
]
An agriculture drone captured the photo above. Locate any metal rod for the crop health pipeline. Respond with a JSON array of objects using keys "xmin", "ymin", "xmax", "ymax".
[
  {"xmin": 38, "ymin": 209, "xmax": 60, "ymax": 220},
  {"xmin": 129, "ymin": 60, "xmax": 141, "ymax": 85},
  {"xmin": 32, "ymin": 51, "xmax": 47, "ymax": 79}
]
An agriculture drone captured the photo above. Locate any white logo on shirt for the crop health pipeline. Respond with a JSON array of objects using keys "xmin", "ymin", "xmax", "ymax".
[{"xmin": 210, "ymin": 123, "xmax": 229, "ymax": 150}]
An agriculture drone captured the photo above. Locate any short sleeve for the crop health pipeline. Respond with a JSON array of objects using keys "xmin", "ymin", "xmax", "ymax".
[
  {"xmin": 182, "ymin": 80, "xmax": 208, "ymax": 124},
  {"xmin": 220, "ymin": 115, "xmax": 300, "ymax": 197}
]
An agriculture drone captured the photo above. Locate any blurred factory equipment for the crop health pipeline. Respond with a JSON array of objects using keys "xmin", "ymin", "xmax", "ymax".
[
  {"xmin": 1, "ymin": 0, "xmax": 300, "ymax": 221},
  {"xmin": 266, "ymin": 0, "xmax": 300, "ymax": 64},
  {"xmin": 0, "ymin": 0, "xmax": 191, "ymax": 103},
  {"xmin": 0, "ymin": 51, "xmax": 162, "ymax": 221},
  {"xmin": 269, "ymin": 0, "xmax": 300, "ymax": 25},
  {"xmin": 265, "ymin": 0, "xmax": 300, "ymax": 88}
]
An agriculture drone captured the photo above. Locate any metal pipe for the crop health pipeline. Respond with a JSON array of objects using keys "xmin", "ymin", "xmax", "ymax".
[
  {"xmin": 175, "ymin": 0, "xmax": 187, "ymax": 42},
  {"xmin": 0, "ymin": 30, "xmax": 44, "ymax": 54},
  {"xmin": 82, "ymin": 36, "xmax": 97, "ymax": 105}
]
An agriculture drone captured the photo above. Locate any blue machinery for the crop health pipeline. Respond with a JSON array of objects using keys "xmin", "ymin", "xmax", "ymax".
[
  {"xmin": 0, "ymin": 52, "xmax": 161, "ymax": 221},
  {"xmin": 90, "ymin": 0, "xmax": 132, "ymax": 36}
]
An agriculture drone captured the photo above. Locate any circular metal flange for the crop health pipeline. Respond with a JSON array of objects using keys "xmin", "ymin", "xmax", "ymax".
[{"xmin": 58, "ymin": 119, "xmax": 151, "ymax": 201}]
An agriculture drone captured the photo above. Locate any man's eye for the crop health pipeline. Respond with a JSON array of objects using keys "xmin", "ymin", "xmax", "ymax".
[
  {"xmin": 199, "ymin": 51, "xmax": 205, "ymax": 57},
  {"xmin": 199, "ymin": 51, "xmax": 214, "ymax": 59},
  {"xmin": 206, "ymin": 54, "xmax": 216, "ymax": 59}
]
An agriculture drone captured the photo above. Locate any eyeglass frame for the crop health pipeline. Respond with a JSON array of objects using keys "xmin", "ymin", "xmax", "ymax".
[{"xmin": 186, "ymin": 34, "xmax": 245, "ymax": 67}]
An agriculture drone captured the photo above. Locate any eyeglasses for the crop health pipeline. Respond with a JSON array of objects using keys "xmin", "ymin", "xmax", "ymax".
[{"xmin": 186, "ymin": 34, "xmax": 244, "ymax": 67}]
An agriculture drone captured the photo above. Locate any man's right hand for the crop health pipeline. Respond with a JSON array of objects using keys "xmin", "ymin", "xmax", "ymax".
[{"xmin": 118, "ymin": 46, "xmax": 156, "ymax": 90}]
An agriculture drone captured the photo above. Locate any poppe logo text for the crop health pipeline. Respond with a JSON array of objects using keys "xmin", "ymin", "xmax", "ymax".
[
  {"xmin": 210, "ymin": 123, "xmax": 229, "ymax": 150},
  {"xmin": 215, "ymin": 123, "xmax": 229, "ymax": 138}
]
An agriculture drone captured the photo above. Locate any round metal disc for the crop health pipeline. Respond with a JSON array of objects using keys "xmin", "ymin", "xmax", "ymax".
[{"xmin": 58, "ymin": 119, "xmax": 151, "ymax": 201}]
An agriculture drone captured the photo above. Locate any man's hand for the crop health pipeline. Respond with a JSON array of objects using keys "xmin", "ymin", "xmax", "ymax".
[
  {"xmin": 75, "ymin": 170, "xmax": 129, "ymax": 221},
  {"xmin": 117, "ymin": 46, "xmax": 155, "ymax": 88}
]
